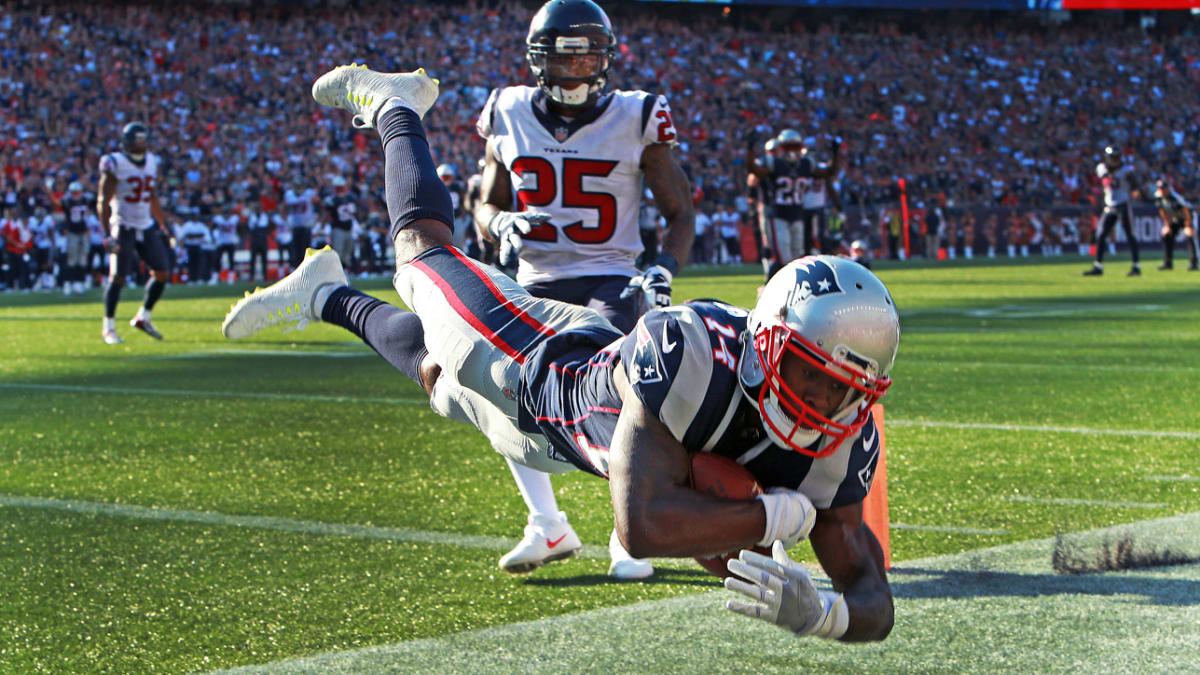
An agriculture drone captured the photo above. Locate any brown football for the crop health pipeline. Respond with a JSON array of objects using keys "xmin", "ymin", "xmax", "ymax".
[{"xmin": 689, "ymin": 452, "xmax": 770, "ymax": 579}]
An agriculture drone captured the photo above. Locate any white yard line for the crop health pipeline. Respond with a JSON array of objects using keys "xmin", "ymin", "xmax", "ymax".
[
  {"xmin": 0, "ymin": 494, "xmax": 611, "ymax": 559},
  {"xmin": 5, "ymin": 382, "xmax": 1196, "ymax": 440},
  {"xmin": 891, "ymin": 523, "xmax": 1007, "ymax": 535},
  {"xmin": 903, "ymin": 358, "xmax": 1200, "ymax": 375},
  {"xmin": 1001, "ymin": 495, "xmax": 1167, "ymax": 509},
  {"xmin": 145, "ymin": 349, "xmax": 373, "ymax": 360},
  {"xmin": 0, "ymin": 382, "xmax": 425, "ymax": 406},
  {"xmin": 888, "ymin": 419, "xmax": 1200, "ymax": 440}
]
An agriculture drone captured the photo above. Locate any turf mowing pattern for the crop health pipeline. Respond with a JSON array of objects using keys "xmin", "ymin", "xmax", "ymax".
[{"xmin": 2, "ymin": 254, "xmax": 1197, "ymax": 672}]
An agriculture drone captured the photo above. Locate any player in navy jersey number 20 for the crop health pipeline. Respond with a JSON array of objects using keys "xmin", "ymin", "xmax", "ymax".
[
  {"xmin": 223, "ymin": 64, "xmax": 901, "ymax": 642},
  {"xmin": 472, "ymin": 0, "xmax": 695, "ymax": 579}
]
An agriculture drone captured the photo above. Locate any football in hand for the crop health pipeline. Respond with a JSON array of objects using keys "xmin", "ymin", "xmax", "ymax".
[{"xmin": 689, "ymin": 452, "xmax": 769, "ymax": 579}]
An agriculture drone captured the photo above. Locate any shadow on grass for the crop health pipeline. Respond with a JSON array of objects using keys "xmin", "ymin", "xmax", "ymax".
[
  {"xmin": 522, "ymin": 566, "xmax": 718, "ymax": 589},
  {"xmin": 890, "ymin": 563, "xmax": 1200, "ymax": 606}
]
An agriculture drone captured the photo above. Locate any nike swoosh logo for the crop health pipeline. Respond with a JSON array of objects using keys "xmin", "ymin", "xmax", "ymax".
[
  {"xmin": 661, "ymin": 322, "xmax": 677, "ymax": 354},
  {"xmin": 862, "ymin": 426, "xmax": 877, "ymax": 452},
  {"xmin": 546, "ymin": 534, "xmax": 568, "ymax": 549}
]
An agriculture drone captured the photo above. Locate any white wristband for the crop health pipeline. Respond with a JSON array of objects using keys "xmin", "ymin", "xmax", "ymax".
[
  {"xmin": 802, "ymin": 591, "xmax": 849, "ymax": 640},
  {"xmin": 755, "ymin": 489, "xmax": 816, "ymax": 548}
]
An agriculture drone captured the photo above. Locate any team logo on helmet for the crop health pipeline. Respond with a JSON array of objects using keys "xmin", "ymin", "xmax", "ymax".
[{"xmin": 789, "ymin": 257, "xmax": 843, "ymax": 306}]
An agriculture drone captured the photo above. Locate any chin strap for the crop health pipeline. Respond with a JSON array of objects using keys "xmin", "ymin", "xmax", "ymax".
[{"xmin": 546, "ymin": 82, "xmax": 592, "ymax": 107}]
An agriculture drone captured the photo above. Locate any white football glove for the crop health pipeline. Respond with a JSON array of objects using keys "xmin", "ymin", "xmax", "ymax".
[
  {"xmin": 756, "ymin": 487, "xmax": 816, "ymax": 548},
  {"xmin": 619, "ymin": 262, "xmax": 674, "ymax": 309},
  {"xmin": 724, "ymin": 540, "xmax": 849, "ymax": 640},
  {"xmin": 487, "ymin": 210, "xmax": 552, "ymax": 267}
]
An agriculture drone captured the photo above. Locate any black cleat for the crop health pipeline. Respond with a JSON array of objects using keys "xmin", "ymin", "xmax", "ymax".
[
  {"xmin": 1127, "ymin": 267, "xmax": 1141, "ymax": 277},
  {"xmin": 130, "ymin": 316, "xmax": 164, "ymax": 340},
  {"xmin": 1082, "ymin": 267, "xmax": 1103, "ymax": 276},
  {"xmin": 1158, "ymin": 264, "xmax": 1173, "ymax": 271}
]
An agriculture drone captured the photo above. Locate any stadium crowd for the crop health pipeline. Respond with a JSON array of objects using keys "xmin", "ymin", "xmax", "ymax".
[{"xmin": 2, "ymin": 0, "xmax": 1198, "ymax": 291}]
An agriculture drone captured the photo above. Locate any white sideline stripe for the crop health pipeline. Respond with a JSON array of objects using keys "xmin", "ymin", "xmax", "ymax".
[
  {"xmin": 0, "ymin": 494, "xmax": 610, "ymax": 560},
  {"xmin": 0, "ymin": 382, "xmax": 426, "ymax": 406},
  {"xmin": 146, "ymin": 349, "xmax": 373, "ymax": 360},
  {"xmin": 890, "ymin": 523, "xmax": 1007, "ymax": 535},
  {"xmin": 220, "ymin": 510, "xmax": 1200, "ymax": 675},
  {"xmin": 1001, "ymin": 496, "xmax": 1167, "ymax": 509},
  {"xmin": 4, "ymin": 382, "xmax": 1196, "ymax": 441},
  {"xmin": 888, "ymin": 419, "xmax": 1200, "ymax": 440},
  {"xmin": 1148, "ymin": 475, "xmax": 1200, "ymax": 482}
]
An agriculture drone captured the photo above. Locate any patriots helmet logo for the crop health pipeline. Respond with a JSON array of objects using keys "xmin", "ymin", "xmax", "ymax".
[{"xmin": 790, "ymin": 256, "xmax": 844, "ymax": 306}]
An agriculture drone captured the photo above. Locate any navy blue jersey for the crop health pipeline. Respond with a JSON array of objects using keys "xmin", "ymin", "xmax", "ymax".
[
  {"xmin": 519, "ymin": 300, "xmax": 880, "ymax": 509},
  {"xmin": 326, "ymin": 194, "xmax": 357, "ymax": 231},
  {"xmin": 767, "ymin": 156, "xmax": 816, "ymax": 221},
  {"xmin": 63, "ymin": 196, "xmax": 91, "ymax": 234}
]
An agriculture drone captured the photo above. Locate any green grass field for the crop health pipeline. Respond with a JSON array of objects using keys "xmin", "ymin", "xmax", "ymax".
[{"xmin": 2, "ymin": 254, "xmax": 1198, "ymax": 673}]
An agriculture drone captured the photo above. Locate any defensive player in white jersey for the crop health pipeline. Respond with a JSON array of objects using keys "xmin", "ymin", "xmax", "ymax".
[
  {"xmin": 213, "ymin": 203, "xmax": 241, "ymax": 284},
  {"xmin": 225, "ymin": 65, "xmax": 900, "ymax": 640},
  {"xmin": 283, "ymin": 181, "xmax": 319, "ymax": 270},
  {"xmin": 97, "ymin": 122, "xmax": 174, "ymax": 344},
  {"xmin": 473, "ymin": 0, "xmax": 695, "ymax": 579},
  {"xmin": 1084, "ymin": 146, "xmax": 1141, "ymax": 277},
  {"xmin": 799, "ymin": 140, "xmax": 842, "ymax": 255}
]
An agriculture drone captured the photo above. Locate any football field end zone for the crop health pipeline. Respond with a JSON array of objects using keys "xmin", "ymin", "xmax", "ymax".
[{"xmin": 219, "ymin": 511, "xmax": 1200, "ymax": 675}]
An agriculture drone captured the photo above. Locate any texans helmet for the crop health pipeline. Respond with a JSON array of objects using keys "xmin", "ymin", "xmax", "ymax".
[
  {"xmin": 526, "ymin": 0, "xmax": 616, "ymax": 109},
  {"xmin": 738, "ymin": 256, "xmax": 899, "ymax": 457},
  {"xmin": 121, "ymin": 122, "xmax": 149, "ymax": 155}
]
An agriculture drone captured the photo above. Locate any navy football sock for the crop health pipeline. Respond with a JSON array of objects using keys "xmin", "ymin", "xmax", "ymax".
[
  {"xmin": 377, "ymin": 106, "xmax": 454, "ymax": 241},
  {"xmin": 104, "ymin": 281, "xmax": 122, "ymax": 318},
  {"xmin": 321, "ymin": 286, "xmax": 428, "ymax": 386},
  {"xmin": 143, "ymin": 278, "xmax": 166, "ymax": 311}
]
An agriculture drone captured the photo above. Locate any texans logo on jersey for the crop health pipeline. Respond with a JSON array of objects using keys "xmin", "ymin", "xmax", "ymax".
[{"xmin": 790, "ymin": 257, "xmax": 844, "ymax": 307}]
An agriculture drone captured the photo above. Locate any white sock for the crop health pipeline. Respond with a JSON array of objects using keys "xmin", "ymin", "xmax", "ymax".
[
  {"xmin": 137, "ymin": 307, "xmax": 150, "ymax": 321},
  {"xmin": 103, "ymin": 317, "xmax": 115, "ymax": 331},
  {"xmin": 312, "ymin": 283, "xmax": 340, "ymax": 319},
  {"xmin": 609, "ymin": 528, "xmax": 636, "ymax": 561},
  {"xmin": 506, "ymin": 457, "xmax": 559, "ymax": 520},
  {"xmin": 376, "ymin": 97, "xmax": 414, "ymax": 125}
]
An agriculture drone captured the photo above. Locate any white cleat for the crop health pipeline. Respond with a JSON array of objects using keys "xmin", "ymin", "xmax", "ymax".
[
  {"xmin": 130, "ymin": 316, "xmax": 164, "ymax": 340},
  {"xmin": 607, "ymin": 528, "xmax": 654, "ymax": 580},
  {"xmin": 221, "ymin": 245, "xmax": 347, "ymax": 340},
  {"xmin": 498, "ymin": 511, "xmax": 582, "ymax": 574},
  {"xmin": 101, "ymin": 328, "xmax": 123, "ymax": 345},
  {"xmin": 311, "ymin": 63, "xmax": 440, "ymax": 128}
]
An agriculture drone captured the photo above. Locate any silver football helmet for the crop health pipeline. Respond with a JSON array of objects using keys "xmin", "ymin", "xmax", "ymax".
[
  {"xmin": 775, "ymin": 129, "xmax": 805, "ymax": 160},
  {"xmin": 738, "ymin": 256, "xmax": 900, "ymax": 456}
]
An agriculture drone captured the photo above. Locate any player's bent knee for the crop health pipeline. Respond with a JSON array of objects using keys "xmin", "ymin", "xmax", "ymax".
[{"xmin": 392, "ymin": 219, "xmax": 454, "ymax": 265}]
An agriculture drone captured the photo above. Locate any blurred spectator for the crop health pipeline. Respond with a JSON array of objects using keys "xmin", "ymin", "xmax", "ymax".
[{"xmin": 0, "ymin": 0, "xmax": 1192, "ymax": 288}]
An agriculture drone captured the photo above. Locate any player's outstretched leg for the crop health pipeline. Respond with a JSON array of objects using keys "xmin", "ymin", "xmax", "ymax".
[
  {"xmin": 498, "ymin": 458, "xmax": 582, "ymax": 574},
  {"xmin": 221, "ymin": 246, "xmax": 347, "ymax": 339}
]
